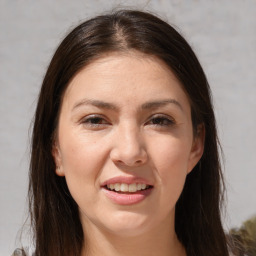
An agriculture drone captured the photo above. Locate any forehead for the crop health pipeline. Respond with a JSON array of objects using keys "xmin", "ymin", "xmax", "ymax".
[{"xmin": 62, "ymin": 52, "xmax": 190, "ymax": 112}]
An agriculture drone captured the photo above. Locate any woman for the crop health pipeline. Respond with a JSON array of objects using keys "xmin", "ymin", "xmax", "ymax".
[{"xmin": 14, "ymin": 9, "xmax": 230, "ymax": 256}]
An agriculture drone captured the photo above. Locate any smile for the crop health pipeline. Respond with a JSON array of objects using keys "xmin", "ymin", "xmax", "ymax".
[
  {"xmin": 101, "ymin": 176, "xmax": 154, "ymax": 205},
  {"xmin": 106, "ymin": 183, "xmax": 151, "ymax": 193}
]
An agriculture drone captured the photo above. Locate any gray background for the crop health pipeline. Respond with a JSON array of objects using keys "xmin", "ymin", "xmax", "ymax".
[{"xmin": 0, "ymin": 0, "xmax": 255, "ymax": 255}]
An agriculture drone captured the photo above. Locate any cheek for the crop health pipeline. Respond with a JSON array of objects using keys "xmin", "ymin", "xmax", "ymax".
[
  {"xmin": 58, "ymin": 131, "xmax": 108, "ymax": 195},
  {"xmin": 150, "ymin": 136, "xmax": 191, "ymax": 193},
  {"xmin": 60, "ymin": 130, "xmax": 104, "ymax": 169}
]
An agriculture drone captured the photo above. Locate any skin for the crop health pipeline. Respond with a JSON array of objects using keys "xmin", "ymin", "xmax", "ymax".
[{"xmin": 53, "ymin": 52, "xmax": 204, "ymax": 256}]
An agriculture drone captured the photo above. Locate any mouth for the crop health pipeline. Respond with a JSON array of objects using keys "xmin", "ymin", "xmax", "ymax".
[
  {"xmin": 104, "ymin": 183, "xmax": 153, "ymax": 194},
  {"xmin": 101, "ymin": 177, "xmax": 154, "ymax": 205}
]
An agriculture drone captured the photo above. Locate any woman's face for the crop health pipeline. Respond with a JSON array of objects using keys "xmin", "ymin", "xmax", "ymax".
[{"xmin": 53, "ymin": 52, "xmax": 204, "ymax": 238}]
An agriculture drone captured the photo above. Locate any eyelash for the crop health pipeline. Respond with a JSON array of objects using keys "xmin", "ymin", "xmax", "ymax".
[
  {"xmin": 81, "ymin": 115, "xmax": 109, "ymax": 128},
  {"xmin": 146, "ymin": 115, "xmax": 175, "ymax": 127},
  {"xmin": 80, "ymin": 114, "xmax": 175, "ymax": 128}
]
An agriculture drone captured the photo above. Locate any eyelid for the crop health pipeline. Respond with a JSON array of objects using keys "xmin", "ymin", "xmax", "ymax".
[
  {"xmin": 79, "ymin": 113, "xmax": 175, "ymax": 128},
  {"xmin": 145, "ymin": 114, "xmax": 176, "ymax": 126},
  {"xmin": 80, "ymin": 114, "xmax": 110, "ymax": 127}
]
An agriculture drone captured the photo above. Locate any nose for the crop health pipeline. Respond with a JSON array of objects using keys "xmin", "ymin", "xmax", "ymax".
[{"xmin": 110, "ymin": 125, "xmax": 148, "ymax": 167}]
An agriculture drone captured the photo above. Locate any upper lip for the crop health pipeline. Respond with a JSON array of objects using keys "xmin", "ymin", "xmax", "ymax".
[{"xmin": 101, "ymin": 176, "xmax": 154, "ymax": 187}]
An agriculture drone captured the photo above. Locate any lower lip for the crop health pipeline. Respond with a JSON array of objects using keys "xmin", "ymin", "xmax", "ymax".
[{"xmin": 102, "ymin": 187, "xmax": 153, "ymax": 205}]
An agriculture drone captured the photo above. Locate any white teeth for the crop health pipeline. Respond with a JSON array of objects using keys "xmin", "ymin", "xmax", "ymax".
[
  {"xmin": 106, "ymin": 183, "xmax": 150, "ymax": 192},
  {"xmin": 120, "ymin": 183, "xmax": 128, "ymax": 192},
  {"xmin": 114, "ymin": 183, "xmax": 120, "ymax": 191},
  {"xmin": 128, "ymin": 183, "xmax": 137, "ymax": 192}
]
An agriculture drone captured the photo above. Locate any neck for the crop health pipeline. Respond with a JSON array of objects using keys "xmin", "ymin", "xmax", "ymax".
[{"xmin": 81, "ymin": 217, "xmax": 186, "ymax": 256}]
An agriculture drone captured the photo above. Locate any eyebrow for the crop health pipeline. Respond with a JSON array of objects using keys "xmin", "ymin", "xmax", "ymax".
[
  {"xmin": 72, "ymin": 99, "xmax": 117, "ymax": 111},
  {"xmin": 72, "ymin": 98, "xmax": 183, "ymax": 112},
  {"xmin": 141, "ymin": 99, "xmax": 183, "ymax": 111}
]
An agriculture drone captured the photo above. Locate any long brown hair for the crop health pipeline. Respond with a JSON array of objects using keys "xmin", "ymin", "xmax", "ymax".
[{"xmin": 29, "ymin": 9, "xmax": 229, "ymax": 256}]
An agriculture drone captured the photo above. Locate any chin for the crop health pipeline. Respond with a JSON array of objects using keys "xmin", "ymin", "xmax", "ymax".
[{"xmin": 100, "ymin": 210, "xmax": 154, "ymax": 237}]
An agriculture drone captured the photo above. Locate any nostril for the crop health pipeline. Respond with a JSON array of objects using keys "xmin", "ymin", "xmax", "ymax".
[
  {"xmin": 110, "ymin": 144, "xmax": 148, "ymax": 167},
  {"xmin": 114, "ymin": 159, "xmax": 144, "ymax": 167},
  {"xmin": 135, "ymin": 159, "xmax": 143, "ymax": 165}
]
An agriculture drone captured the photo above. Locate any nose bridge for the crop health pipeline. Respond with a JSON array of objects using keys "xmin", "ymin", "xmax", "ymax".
[
  {"xmin": 121, "ymin": 122, "xmax": 141, "ymax": 151},
  {"xmin": 111, "ymin": 121, "xmax": 147, "ymax": 166}
]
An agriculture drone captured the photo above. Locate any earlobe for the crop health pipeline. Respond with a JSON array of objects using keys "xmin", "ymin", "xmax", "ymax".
[
  {"xmin": 52, "ymin": 141, "xmax": 65, "ymax": 177},
  {"xmin": 187, "ymin": 123, "xmax": 205, "ymax": 174},
  {"xmin": 55, "ymin": 166, "xmax": 65, "ymax": 177}
]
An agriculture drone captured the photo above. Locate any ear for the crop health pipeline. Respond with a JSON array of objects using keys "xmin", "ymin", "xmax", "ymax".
[
  {"xmin": 52, "ymin": 140, "xmax": 65, "ymax": 177},
  {"xmin": 187, "ymin": 123, "xmax": 205, "ymax": 174}
]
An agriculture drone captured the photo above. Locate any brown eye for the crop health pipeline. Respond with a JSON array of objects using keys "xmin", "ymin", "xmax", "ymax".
[
  {"xmin": 81, "ymin": 115, "xmax": 110, "ymax": 128},
  {"xmin": 146, "ymin": 115, "xmax": 175, "ymax": 127}
]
